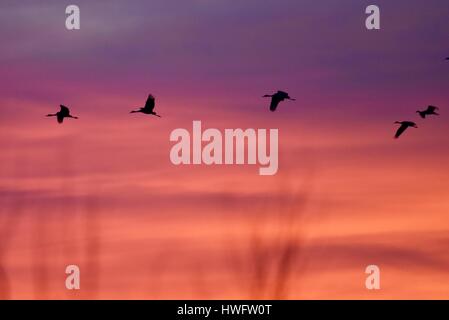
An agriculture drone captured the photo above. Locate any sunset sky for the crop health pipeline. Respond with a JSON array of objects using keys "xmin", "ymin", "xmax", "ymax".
[{"xmin": 1, "ymin": 0, "xmax": 449, "ymax": 299}]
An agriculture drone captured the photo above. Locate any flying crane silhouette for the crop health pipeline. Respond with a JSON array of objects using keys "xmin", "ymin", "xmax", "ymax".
[
  {"xmin": 46, "ymin": 105, "xmax": 78, "ymax": 124},
  {"xmin": 263, "ymin": 90, "xmax": 295, "ymax": 112},
  {"xmin": 417, "ymin": 105, "xmax": 439, "ymax": 118},
  {"xmin": 130, "ymin": 94, "xmax": 161, "ymax": 117},
  {"xmin": 394, "ymin": 121, "xmax": 418, "ymax": 139}
]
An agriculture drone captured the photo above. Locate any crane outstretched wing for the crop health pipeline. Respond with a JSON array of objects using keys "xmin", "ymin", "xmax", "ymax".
[
  {"xmin": 277, "ymin": 91, "xmax": 289, "ymax": 98},
  {"xmin": 270, "ymin": 96, "xmax": 282, "ymax": 111},
  {"xmin": 427, "ymin": 105, "xmax": 438, "ymax": 112},
  {"xmin": 394, "ymin": 124, "xmax": 408, "ymax": 139},
  {"xmin": 144, "ymin": 95, "xmax": 155, "ymax": 111},
  {"xmin": 60, "ymin": 105, "xmax": 70, "ymax": 115}
]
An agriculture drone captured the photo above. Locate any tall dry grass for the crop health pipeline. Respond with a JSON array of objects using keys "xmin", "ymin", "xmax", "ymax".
[
  {"xmin": 0, "ymin": 157, "xmax": 27, "ymax": 299},
  {"xmin": 227, "ymin": 170, "xmax": 315, "ymax": 299}
]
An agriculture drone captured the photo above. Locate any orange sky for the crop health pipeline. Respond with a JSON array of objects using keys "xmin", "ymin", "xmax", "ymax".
[{"xmin": 2, "ymin": 100, "xmax": 449, "ymax": 299}]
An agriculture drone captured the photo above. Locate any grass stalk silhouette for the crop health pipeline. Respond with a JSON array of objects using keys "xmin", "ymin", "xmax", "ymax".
[
  {"xmin": 0, "ymin": 157, "xmax": 27, "ymax": 299},
  {"xmin": 83, "ymin": 189, "xmax": 101, "ymax": 299},
  {"xmin": 226, "ymin": 170, "xmax": 313, "ymax": 299}
]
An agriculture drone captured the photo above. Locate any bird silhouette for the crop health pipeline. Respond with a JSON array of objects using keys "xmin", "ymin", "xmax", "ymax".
[
  {"xmin": 417, "ymin": 105, "xmax": 439, "ymax": 118},
  {"xmin": 263, "ymin": 90, "xmax": 295, "ymax": 112},
  {"xmin": 394, "ymin": 121, "xmax": 418, "ymax": 139},
  {"xmin": 130, "ymin": 94, "xmax": 161, "ymax": 117},
  {"xmin": 46, "ymin": 105, "xmax": 78, "ymax": 124}
]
